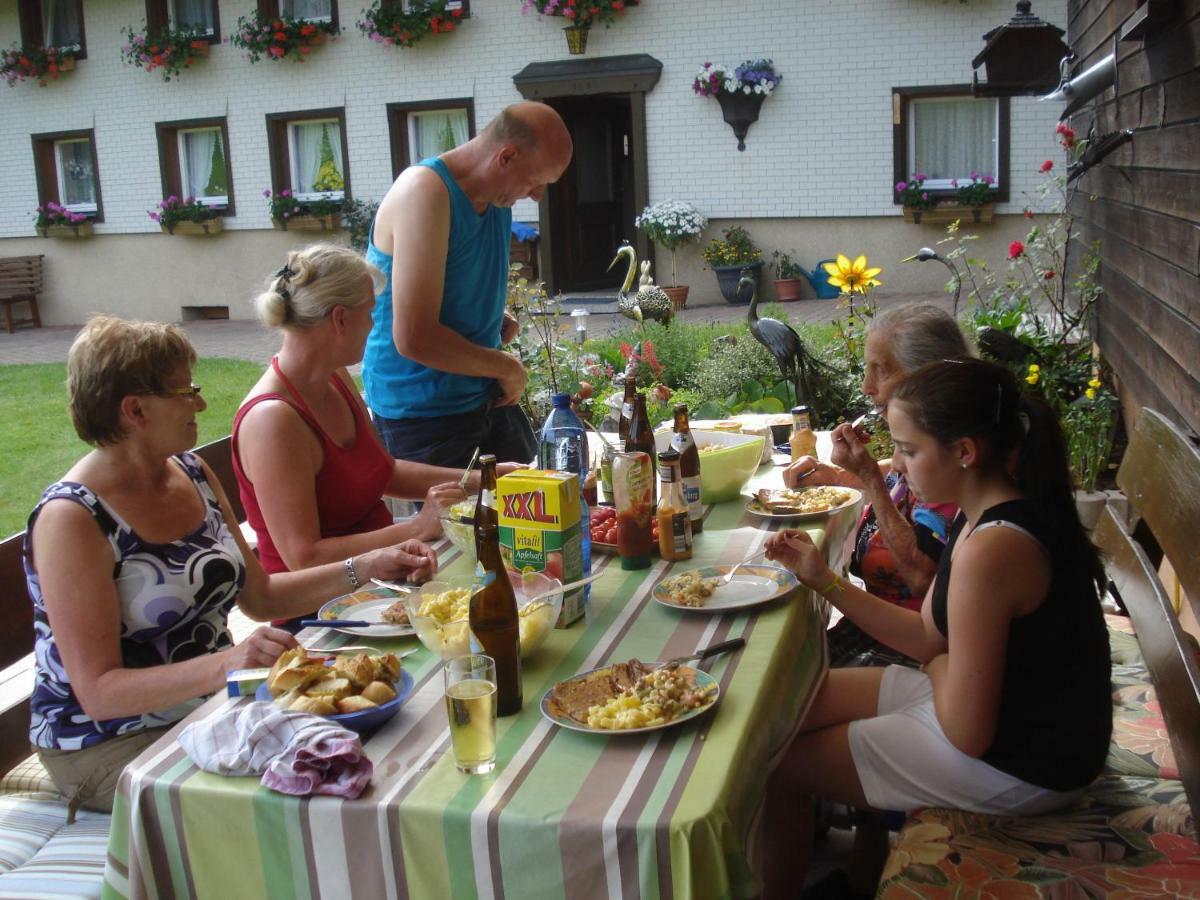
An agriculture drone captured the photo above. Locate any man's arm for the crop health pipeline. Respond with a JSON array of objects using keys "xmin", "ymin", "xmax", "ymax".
[{"xmin": 376, "ymin": 168, "xmax": 527, "ymax": 405}]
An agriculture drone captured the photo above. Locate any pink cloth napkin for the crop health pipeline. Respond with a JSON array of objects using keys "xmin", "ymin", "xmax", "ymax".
[{"xmin": 179, "ymin": 700, "xmax": 373, "ymax": 799}]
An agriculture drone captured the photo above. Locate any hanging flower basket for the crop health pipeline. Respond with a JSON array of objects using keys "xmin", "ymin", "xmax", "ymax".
[
  {"xmin": 522, "ymin": 0, "xmax": 640, "ymax": 54},
  {"xmin": 563, "ymin": 23, "xmax": 589, "ymax": 54},
  {"xmin": 231, "ymin": 12, "xmax": 338, "ymax": 63},
  {"xmin": 273, "ymin": 213, "xmax": 341, "ymax": 232},
  {"xmin": 358, "ymin": 0, "xmax": 465, "ymax": 49},
  {"xmin": 693, "ymin": 60, "xmax": 782, "ymax": 152}
]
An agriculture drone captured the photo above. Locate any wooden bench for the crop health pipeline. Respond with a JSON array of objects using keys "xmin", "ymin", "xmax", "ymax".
[
  {"xmin": 0, "ymin": 255, "xmax": 43, "ymax": 334},
  {"xmin": 877, "ymin": 407, "xmax": 1200, "ymax": 897}
]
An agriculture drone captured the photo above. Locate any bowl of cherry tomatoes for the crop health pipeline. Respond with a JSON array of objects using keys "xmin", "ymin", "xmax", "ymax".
[{"xmin": 589, "ymin": 506, "xmax": 660, "ymax": 554}]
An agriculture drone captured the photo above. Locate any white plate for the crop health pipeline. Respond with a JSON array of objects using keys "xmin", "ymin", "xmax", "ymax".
[
  {"xmin": 652, "ymin": 564, "xmax": 799, "ymax": 613},
  {"xmin": 316, "ymin": 589, "xmax": 415, "ymax": 637},
  {"xmin": 541, "ymin": 664, "xmax": 720, "ymax": 735},
  {"xmin": 743, "ymin": 487, "xmax": 862, "ymax": 521}
]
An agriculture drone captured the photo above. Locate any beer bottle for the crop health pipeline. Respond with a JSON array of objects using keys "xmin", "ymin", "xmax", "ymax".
[
  {"xmin": 617, "ymin": 361, "xmax": 638, "ymax": 444},
  {"xmin": 789, "ymin": 405, "xmax": 818, "ymax": 462},
  {"xmin": 656, "ymin": 449, "xmax": 693, "ymax": 561},
  {"xmin": 624, "ymin": 391, "xmax": 657, "ymax": 503},
  {"xmin": 670, "ymin": 403, "xmax": 703, "ymax": 534},
  {"xmin": 471, "ymin": 454, "xmax": 522, "ymax": 716}
]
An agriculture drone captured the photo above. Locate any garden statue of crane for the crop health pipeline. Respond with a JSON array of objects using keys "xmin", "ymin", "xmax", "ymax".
[
  {"xmin": 742, "ymin": 270, "xmax": 831, "ymax": 409},
  {"xmin": 902, "ymin": 246, "xmax": 963, "ymax": 317},
  {"xmin": 608, "ymin": 243, "xmax": 674, "ymax": 326}
]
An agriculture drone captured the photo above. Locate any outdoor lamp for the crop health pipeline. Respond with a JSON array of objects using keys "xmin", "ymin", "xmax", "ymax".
[
  {"xmin": 571, "ymin": 308, "xmax": 589, "ymax": 344},
  {"xmin": 971, "ymin": 1, "xmax": 1070, "ymax": 97}
]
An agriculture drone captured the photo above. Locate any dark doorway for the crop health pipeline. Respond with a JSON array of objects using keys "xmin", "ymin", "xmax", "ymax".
[{"xmin": 545, "ymin": 95, "xmax": 635, "ymax": 293}]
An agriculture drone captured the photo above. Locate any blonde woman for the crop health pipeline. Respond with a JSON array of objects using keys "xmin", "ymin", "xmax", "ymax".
[{"xmin": 233, "ymin": 245, "xmax": 518, "ymax": 621}]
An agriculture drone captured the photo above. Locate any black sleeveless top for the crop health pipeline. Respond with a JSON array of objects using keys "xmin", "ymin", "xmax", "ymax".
[{"xmin": 931, "ymin": 499, "xmax": 1111, "ymax": 791}]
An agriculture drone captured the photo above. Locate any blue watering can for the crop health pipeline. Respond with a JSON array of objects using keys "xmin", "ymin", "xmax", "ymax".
[{"xmin": 794, "ymin": 259, "xmax": 841, "ymax": 300}]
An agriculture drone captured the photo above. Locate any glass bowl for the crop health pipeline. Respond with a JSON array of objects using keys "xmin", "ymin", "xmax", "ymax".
[
  {"xmin": 438, "ymin": 496, "xmax": 478, "ymax": 564},
  {"xmin": 403, "ymin": 571, "xmax": 563, "ymax": 660}
]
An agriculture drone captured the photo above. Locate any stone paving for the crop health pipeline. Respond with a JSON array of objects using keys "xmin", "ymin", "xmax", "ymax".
[{"xmin": 0, "ymin": 292, "xmax": 950, "ymax": 366}]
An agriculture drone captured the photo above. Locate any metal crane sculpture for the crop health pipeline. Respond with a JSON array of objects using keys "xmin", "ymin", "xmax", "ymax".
[
  {"xmin": 742, "ymin": 270, "xmax": 832, "ymax": 409},
  {"xmin": 902, "ymin": 246, "xmax": 963, "ymax": 317},
  {"xmin": 608, "ymin": 243, "xmax": 674, "ymax": 326}
]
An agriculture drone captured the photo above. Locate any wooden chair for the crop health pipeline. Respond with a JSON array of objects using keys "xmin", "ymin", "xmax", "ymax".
[
  {"xmin": 0, "ymin": 534, "xmax": 35, "ymax": 777},
  {"xmin": 0, "ymin": 255, "xmax": 44, "ymax": 334}
]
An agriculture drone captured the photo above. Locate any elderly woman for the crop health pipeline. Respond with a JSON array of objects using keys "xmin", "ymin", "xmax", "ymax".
[
  {"xmin": 233, "ymin": 245, "xmax": 521, "ymax": 606},
  {"xmin": 783, "ymin": 304, "xmax": 969, "ymax": 667},
  {"xmin": 25, "ymin": 316, "xmax": 436, "ymax": 815}
]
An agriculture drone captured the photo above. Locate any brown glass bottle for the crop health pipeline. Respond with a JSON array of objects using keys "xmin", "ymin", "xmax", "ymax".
[
  {"xmin": 617, "ymin": 363, "xmax": 638, "ymax": 444},
  {"xmin": 624, "ymin": 391, "xmax": 657, "ymax": 502},
  {"xmin": 471, "ymin": 454, "xmax": 522, "ymax": 716},
  {"xmin": 670, "ymin": 403, "xmax": 703, "ymax": 534}
]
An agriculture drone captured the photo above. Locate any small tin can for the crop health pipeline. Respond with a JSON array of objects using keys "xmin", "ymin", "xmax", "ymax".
[
  {"xmin": 612, "ymin": 451, "xmax": 654, "ymax": 570},
  {"xmin": 599, "ymin": 444, "xmax": 615, "ymax": 505}
]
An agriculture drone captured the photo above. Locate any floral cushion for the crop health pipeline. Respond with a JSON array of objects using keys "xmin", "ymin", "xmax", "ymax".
[
  {"xmin": 1106, "ymin": 613, "xmax": 1143, "ymax": 666},
  {"xmin": 877, "ymin": 776, "xmax": 1199, "ymax": 898},
  {"xmin": 1106, "ymin": 663, "xmax": 1179, "ymax": 780}
]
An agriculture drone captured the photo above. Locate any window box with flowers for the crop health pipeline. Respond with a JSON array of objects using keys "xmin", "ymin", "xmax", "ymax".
[
  {"xmin": 702, "ymin": 226, "xmax": 763, "ymax": 305},
  {"xmin": 521, "ymin": 0, "xmax": 640, "ymax": 55},
  {"xmin": 266, "ymin": 189, "xmax": 343, "ymax": 231},
  {"xmin": 120, "ymin": 25, "xmax": 210, "ymax": 81},
  {"xmin": 358, "ymin": 0, "xmax": 465, "ymax": 50},
  {"xmin": 35, "ymin": 202, "xmax": 92, "ymax": 238},
  {"xmin": 230, "ymin": 12, "xmax": 337, "ymax": 63},
  {"xmin": 693, "ymin": 59, "xmax": 782, "ymax": 152},
  {"xmin": 2, "ymin": 45, "xmax": 76, "ymax": 87},
  {"xmin": 149, "ymin": 196, "xmax": 224, "ymax": 236},
  {"xmin": 897, "ymin": 172, "xmax": 997, "ymax": 224}
]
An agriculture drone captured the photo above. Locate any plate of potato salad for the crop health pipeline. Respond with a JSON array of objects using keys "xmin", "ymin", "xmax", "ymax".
[
  {"xmin": 652, "ymin": 565, "xmax": 799, "ymax": 613},
  {"xmin": 541, "ymin": 660, "xmax": 720, "ymax": 734}
]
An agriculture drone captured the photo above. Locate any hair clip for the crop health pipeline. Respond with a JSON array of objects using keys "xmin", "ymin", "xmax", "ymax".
[{"xmin": 275, "ymin": 265, "xmax": 295, "ymax": 280}]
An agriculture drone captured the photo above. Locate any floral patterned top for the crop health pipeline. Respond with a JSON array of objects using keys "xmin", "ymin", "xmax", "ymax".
[{"xmin": 24, "ymin": 452, "xmax": 246, "ymax": 751}]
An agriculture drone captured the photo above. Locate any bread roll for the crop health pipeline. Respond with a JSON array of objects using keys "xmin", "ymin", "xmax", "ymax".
[
  {"xmin": 361, "ymin": 680, "xmax": 396, "ymax": 705},
  {"xmin": 305, "ymin": 676, "xmax": 352, "ymax": 701},
  {"xmin": 334, "ymin": 654, "xmax": 377, "ymax": 689},
  {"xmin": 289, "ymin": 695, "xmax": 337, "ymax": 716},
  {"xmin": 336, "ymin": 695, "xmax": 379, "ymax": 714},
  {"xmin": 375, "ymin": 653, "xmax": 402, "ymax": 683}
]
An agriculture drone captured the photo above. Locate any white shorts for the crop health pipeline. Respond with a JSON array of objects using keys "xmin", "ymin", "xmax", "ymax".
[{"xmin": 846, "ymin": 666, "xmax": 1084, "ymax": 815}]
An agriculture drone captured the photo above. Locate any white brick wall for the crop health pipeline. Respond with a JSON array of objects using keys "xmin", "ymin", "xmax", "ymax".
[{"xmin": 0, "ymin": 0, "xmax": 1067, "ymax": 317}]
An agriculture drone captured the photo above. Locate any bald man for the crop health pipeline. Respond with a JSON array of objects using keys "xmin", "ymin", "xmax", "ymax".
[{"xmin": 364, "ymin": 102, "xmax": 573, "ymax": 468}]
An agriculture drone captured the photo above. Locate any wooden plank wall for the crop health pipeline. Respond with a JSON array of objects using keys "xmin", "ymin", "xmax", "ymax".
[{"xmin": 1066, "ymin": 0, "xmax": 1200, "ymax": 437}]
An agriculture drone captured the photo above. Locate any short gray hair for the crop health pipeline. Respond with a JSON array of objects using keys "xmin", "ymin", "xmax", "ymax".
[{"xmin": 867, "ymin": 303, "xmax": 971, "ymax": 372}]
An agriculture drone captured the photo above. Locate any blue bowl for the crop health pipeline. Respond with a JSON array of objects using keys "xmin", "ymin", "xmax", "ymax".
[{"xmin": 256, "ymin": 668, "xmax": 414, "ymax": 734}]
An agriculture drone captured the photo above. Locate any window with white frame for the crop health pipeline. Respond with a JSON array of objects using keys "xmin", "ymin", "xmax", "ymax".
[
  {"xmin": 179, "ymin": 127, "xmax": 229, "ymax": 205},
  {"xmin": 55, "ymin": 138, "xmax": 97, "ymax": 213},
  {"xmin": 169, "ymin": 0, "xmax": 216, "ymax": 34},
  {"xmin": 892, "ymin": 87, "xmax": 1010, "ymax": 202},
  {"xmin": 282, "ymin": 0, "xmax": 333, "ymax": 22},
  {"xmin": 409, "ymin": 108, "xmax": 470, "ymax": 162},
  {"xmin": 288, "ymin": 119, "xmax": 345, "ymax": 200}
]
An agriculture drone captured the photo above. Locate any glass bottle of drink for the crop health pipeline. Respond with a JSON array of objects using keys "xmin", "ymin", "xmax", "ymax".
[
  {"xmin": 670, "ymin": 402, "xmax": 703, "ymax": 534},
  {"xmin": 624, "ymin": 391, "xmax": 657, "ymax": 503},
  {"xmin": 538, "ymin": 392, "xmax": 592, "ymax": 602},
  {"xmin": 789, "ymin": 405, "xmax": 818, "ymax": 462},
  {"xmin": 471, "ymin": 454, "xmax": 522, "ymax": 716},
  {"xmin": 612, "ymin": 451, "xmax": 654, "ymax": 570},
  {"xmin": 617, "ymin": 362, "xmax": 638, "ymax": 445},
  {"xmin": 656, "ymin": 448, "xmax": 693, "ymax": 561}
]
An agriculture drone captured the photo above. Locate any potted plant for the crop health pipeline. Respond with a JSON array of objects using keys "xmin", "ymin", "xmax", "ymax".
[
  {"xmin": 896, "ymin": 173, "xmax": 936, "ymax": 223},
  {"xmin": 521, "ymin": 0, "xmax": 641, "ymax": 55},
  {"xmin": 2, "ymin": 44, "xmax": 76, "ymax": 87},
  {"xmin": 693, "ymin": 59, "xmax": 782, "ymax": 151},
  {"xmin": 358, "ymin": 0, "xmax": 465, "ymax": 48},
  {"xmin": 951, "ymin": 173, "xmax": 998, "ymax": 223},
  {"xmin": 149, "ymin": 196, "xmax": 224, "ymax": 236},
  {"xmin": 634, "ymin": 200, "xmax": 707, "ymax": 311},
  {"xmin": 265, "ymin": 189, "xmax": 344, "ymax": 231},
  {"xmin": 35, "ymin": 202, "xmax": 92, "ymax": 238},
  {"xmin": 898, "ymin": 172, "xmax": 997, "ymax": 225},
  {"xmin": 230, "ymin": 11, "xmax": 337, "ymax": 63},
  {"xmin": 770, "ymin": 250, "xmax": 807, "ymax": 302},
  {"xmin": 120, "ymin": 24, "xmax": 211, "ymax": 81},
  {"xmin": 702, "ymin": 226, "xmax": 763, "ymax": 305}
]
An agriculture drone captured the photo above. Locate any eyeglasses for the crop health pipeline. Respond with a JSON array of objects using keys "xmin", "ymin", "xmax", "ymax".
[{"xmin": 159, "ymin": 383, "xmax": 202, "ymax": 399}]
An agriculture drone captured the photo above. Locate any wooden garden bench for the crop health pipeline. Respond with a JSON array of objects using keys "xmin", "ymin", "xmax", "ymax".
[{"xmin": 0, "ymin": 255, "xmax": 44, "ymax": 334}]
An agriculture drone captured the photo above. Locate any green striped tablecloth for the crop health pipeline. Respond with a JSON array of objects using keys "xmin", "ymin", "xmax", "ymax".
[{"xmin": 103, "ymin": 462, "xmax": 859, "ymax": 900}]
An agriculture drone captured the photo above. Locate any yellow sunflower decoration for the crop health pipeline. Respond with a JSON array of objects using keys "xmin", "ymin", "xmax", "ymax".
[{"xmin": 822, "ymin": 254, "xmax": 883, "ymax": 295}]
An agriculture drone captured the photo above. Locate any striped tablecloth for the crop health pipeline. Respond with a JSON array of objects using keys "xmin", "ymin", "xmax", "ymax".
[{"xmin": 103, "ymin": 461, "xmax": 859, "ymax": 900}]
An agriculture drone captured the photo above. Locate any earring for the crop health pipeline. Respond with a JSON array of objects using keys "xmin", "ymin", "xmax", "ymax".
[{"xmin": 961, "ymin": 462, "xmax": 968, "ymax": 469}]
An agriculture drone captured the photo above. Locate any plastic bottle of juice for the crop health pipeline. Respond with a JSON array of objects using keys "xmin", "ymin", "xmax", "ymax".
[{"xmin": 789, "ymin": 405, "xmax": 818, "ymax": 462}]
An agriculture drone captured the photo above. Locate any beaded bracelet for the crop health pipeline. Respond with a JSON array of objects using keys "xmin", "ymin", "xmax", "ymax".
[
  {"xmin": 817, "ymin": 572, "xmax": 843, "ymax": 597},
  {"xmin": 344, "ymin": 556, "xmax": 361, "ymax": 589}
]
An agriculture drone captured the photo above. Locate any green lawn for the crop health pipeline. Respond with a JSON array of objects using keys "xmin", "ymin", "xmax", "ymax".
[{"xmin": 0, "ymin": 358, "xmax": 266, "ymax": 540}]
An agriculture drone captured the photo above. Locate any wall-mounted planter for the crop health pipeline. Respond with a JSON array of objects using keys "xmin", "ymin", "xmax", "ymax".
[
  {"xmin": 162, "ymin": 218, "xmax": 223, "ymax": 236},
  {"xmin": 903, "ymin": 202, "xmax": 995, "ymax": 225},
  {"xmin": 563, "ymin": 23, "xmax": 589, "ymax": 54},
  {"xmin": 715, "ymin": 91, "xmax": 766, "ymax": 152},
  {"xmin": 37, "ymin": 221, "xmax": 93, "ymax": 238},
  {"xmin": 273, "ymin": 213, "xmax": 340, "ymax": 232}
]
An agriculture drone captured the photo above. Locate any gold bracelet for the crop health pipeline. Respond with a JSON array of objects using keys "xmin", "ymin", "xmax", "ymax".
[{"xmin": 817, "ymin": 573, "xmax": 843, "ymax": 596}]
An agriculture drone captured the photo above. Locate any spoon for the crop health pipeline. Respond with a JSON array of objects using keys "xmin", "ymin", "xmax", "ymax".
[
  {"xmin": 370, "ymin": 577, "xmax": 417, "ymax": 593},
  {"xmin": 721, "ymin": 548, "xmax": 770, "ymax": 584},
  {"xmin": 660, "ymin": 636, "xmax": 746, "ymax": 671},
  {"xmin": 525, "ymin": 571, "xmax": 606, "ymax": 606},
  {"xmin": 459, "ymin": 446, "xmax": 482, "ymax": 490}
]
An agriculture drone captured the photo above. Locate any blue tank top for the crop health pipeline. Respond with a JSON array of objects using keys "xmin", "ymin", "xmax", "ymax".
[{"xmin": 363, "ymin": 157, "xmax": 512, "ymax": 419}]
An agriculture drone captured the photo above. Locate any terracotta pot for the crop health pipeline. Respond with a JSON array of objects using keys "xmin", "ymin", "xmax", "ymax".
[
  {"xmin": 660, "ymin": 285, "xmax": 689, "ymax": 311},
  {"xmin": 37, "ymin": 221, "xmax": 93, "ymax": 238},
  {"xmin": 773, "ymin": 278, "xmax": 804, "ymax": 301},
  {"xmin": 162, "ymin": 217, "xmax": 223, "ymax": 236},
  {"xmin": 903, "ymin": 202, "xmax": 995, "ymax": 225},
  {"xmin": 563, "ymin": 23, "xmax": 589, "ymax": 54},
  {"xmin": 273, "ymin": 213, "xmax": 341, "ymax": 232}
]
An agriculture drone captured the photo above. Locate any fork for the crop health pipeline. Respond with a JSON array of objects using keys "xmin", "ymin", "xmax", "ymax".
[
  {"xmin": 459, "ymin": 446, "xmax": 482, "ymax": 491},
  {"xmin": 722, "ymin": 549, "xmax": 770, "ymax": 584},
  {"xmin": 660, "ymin": 636, "xmax": 745, "ymax": 670}
]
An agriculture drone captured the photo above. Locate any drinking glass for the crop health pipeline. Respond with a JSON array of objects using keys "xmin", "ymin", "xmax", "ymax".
[{"xmin": 444, "ymin": 654, "xmax": 498, "ymax": 774}]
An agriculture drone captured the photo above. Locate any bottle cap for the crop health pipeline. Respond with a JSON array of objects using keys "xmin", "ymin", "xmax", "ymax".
[
  {"xmin": 657, "ymin": 448, "xmax": 680, "ymax": 464},
  {"xmin": 551, "ymin": 392, "xmax": 571, "ymax": 408},
  {"xmin": 673, "ymin": 402, "xmax": 689, "ymax": 415},
  {"xmin": 791, "ymin": 405, "xmax": 810, "ymax": 415}
]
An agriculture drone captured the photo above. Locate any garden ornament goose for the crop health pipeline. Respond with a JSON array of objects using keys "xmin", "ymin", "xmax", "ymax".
[{"xmin": 608, "ymin": 243, "xmax": 674, "ymax": 326}]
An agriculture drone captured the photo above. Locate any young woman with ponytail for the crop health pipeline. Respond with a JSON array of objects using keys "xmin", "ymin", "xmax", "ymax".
[{"xmin": 763, "ymin": 358, "xmax": 1111, "ymax": 890}]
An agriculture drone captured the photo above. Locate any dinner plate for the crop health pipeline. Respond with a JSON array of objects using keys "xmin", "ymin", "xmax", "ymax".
[
  {"xmin": 540, "ymin": 664, "xmax": 720, "ymax": 735},
  {"xmin": 652, "ymin": 564, "xmax": 799, "ymax": 613},
  {"xmin": 743, "ymin": 486, "xmax": 862, "ymax": 521},
  {"xmin": 256, "ymin": 668, "xmax": 414, "ymax": 734},
  {"xmin": 316, "ymin": 587, "xmax": 415, "ymax": 637}
]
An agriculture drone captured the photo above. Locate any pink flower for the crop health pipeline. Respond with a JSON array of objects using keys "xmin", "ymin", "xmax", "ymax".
[
  {"xmin": 1040, "ymin": 159, "xmax": 1054, "ymax": 172},
  {"xmin": 262, "ymin": 189, "xmax": 271, "ymax": 198},
  {"xmin": 895, "ymin": 181, "xmax": 907, "ymax": 192},
  {"xmin": 1008, "ymin": 240, "xmax": 1024, "ymax": 260},
  {"xmin": 1023, "ymin": 208, "xmax": 1034, "ymax": 219},
  {"xmin": 983, "ymin": 174, "xmax": 995, "ymax": 185}
]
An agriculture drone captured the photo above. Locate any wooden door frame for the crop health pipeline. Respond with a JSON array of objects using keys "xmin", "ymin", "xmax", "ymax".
[{"xmin": 512, "ymin": 54, "xmax": 662, "ymax": 294}]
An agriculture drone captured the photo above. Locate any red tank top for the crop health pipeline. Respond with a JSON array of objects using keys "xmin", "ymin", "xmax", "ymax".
[{"xmin": 232, "ymin": 358, "xmax": 394, "ymax": 574}]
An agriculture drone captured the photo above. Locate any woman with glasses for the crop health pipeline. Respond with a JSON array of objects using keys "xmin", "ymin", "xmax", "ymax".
[
  {"xmin": 233, "ymin": 245, "xmax": 522, "ymax": 627},
  {"xmin": 24, "ymin": 316, "xmax": 436, "ymax": 815}
]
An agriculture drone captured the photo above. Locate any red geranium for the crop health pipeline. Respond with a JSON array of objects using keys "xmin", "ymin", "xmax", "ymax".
[
  {"xmin": 1040, "ymin": 159, "xmax": 1054, "ymax": 173},
  {"xmin": 1008, "ymin": 241, "xmax": 1024, "ymax": 260}
]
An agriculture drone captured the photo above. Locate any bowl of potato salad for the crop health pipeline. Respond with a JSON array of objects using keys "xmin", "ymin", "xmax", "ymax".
[{"xmin": 403, "ymin": 571, "xmax": 562, "ymax": 660}]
